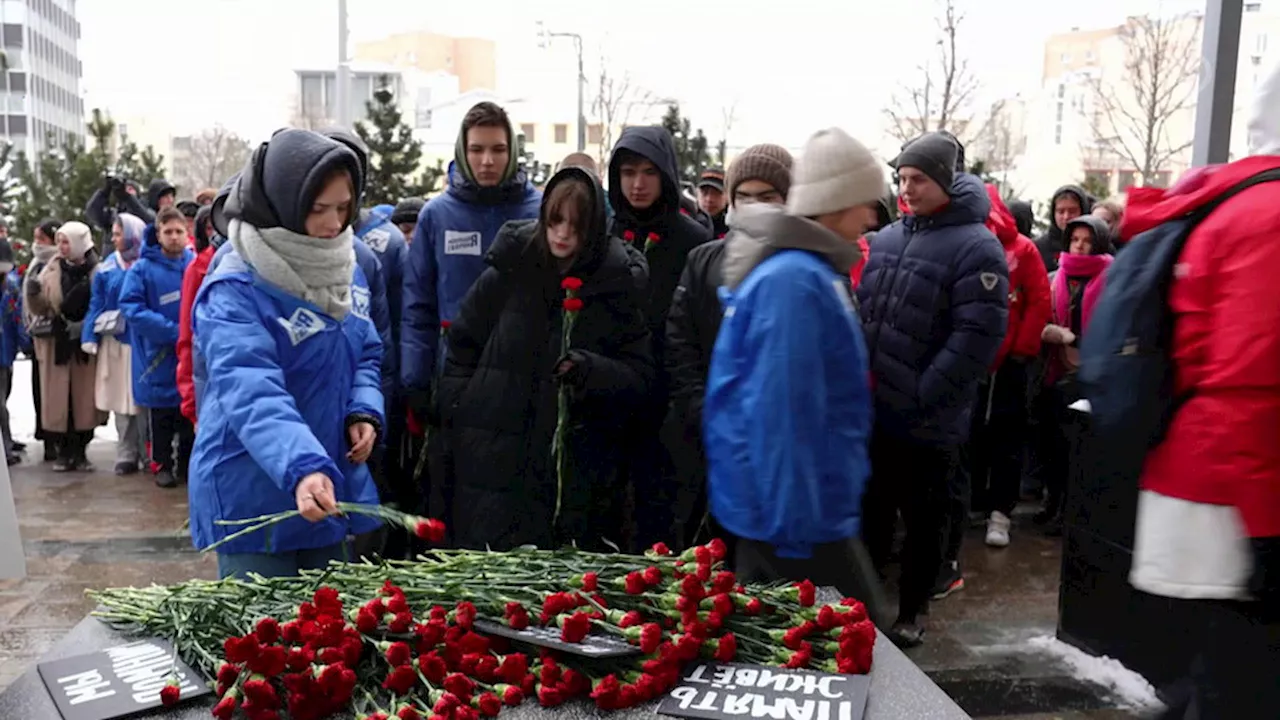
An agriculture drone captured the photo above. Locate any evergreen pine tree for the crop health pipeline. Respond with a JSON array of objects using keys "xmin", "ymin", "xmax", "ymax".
[
  {"xmin": 659, "ymin": 104, "xmax": 711, "ymax": 184},
  {"xmin": 355, "ymin": 75, "xmax": 434, "ymax": 205}
]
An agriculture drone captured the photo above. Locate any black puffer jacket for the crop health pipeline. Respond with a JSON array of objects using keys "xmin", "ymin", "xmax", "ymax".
[
  {"xmin": 1033, "ymin": 185, "xmax": 1093, "ymax": 273},
  {"xmin": 608, "ymin": 127, "xmax": 711, "ymax": 391},
  {"xmin": 439, "ymin": 167, "xmax": 653, "ymax": 551}
]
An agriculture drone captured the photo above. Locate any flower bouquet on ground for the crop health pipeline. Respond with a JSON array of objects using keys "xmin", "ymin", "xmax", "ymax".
[{"xmin": 90, "ymin": 524, "xmax": 876, "ymax": 719}]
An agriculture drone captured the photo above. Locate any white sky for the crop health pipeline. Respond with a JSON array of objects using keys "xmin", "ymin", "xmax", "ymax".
[{"xmin": 77, "ymin": 0, "xmax": 1204, "ymax": 151}]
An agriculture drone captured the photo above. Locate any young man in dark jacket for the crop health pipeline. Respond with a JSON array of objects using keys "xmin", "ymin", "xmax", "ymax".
[
  {"xmin": 856, "ymin": 132, "xmax": 1009, "ymax": 647},
  {"xmin": 696, "ymin": 167, "xmax": 729, "ymax": 238},
  {"xmin": 1033, "ymin": 185, "xmax": 1092, "ymax": 273},
  {"xmin": 665, "ymin": 143, "xmax": 793, "ymax": 550},
  {"xmin": 607, "ymin": 125, "xmax": 711, "ymax": 551}
]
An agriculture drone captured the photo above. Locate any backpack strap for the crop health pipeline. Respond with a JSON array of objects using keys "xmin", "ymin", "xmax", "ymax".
[{"xmin": 1185, "ymin": 166, "xmax": 1280, "ymax": 225}]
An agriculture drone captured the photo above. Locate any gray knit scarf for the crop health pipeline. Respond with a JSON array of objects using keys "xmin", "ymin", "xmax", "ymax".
[{"xmin": 228, "ymin": 219, "xmax": 355, "ymax": 320}]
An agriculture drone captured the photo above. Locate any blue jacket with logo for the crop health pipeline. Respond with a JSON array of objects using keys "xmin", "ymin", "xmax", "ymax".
[
  {"xmin": 188, "ymin": 248, "xmax": 383, "ymax": 554},
  {"xmin": 1, "ymin": 269, "xmax": 24, "ymax": 368},
  {"xmin": 362, "ymin": 205, "xmax": 407, "ymax": 345},
  {"xmin": 119, "ymin": 228, "xmax": 193, "ymax": 408},
  {"xmin": 81, "ymin": 251, "xmax": 133, "ymax": 347},
  {"xmin": 855, "ymin": 173, "xmax": 1009, "ymax": 446},
  {"xmin": 401, "ymin": 162, "xmax": 540, "ymax": 393}
]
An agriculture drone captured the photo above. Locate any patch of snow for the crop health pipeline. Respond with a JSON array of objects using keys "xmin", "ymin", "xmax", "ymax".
[
  {"xmin": 1028, "ymin": 635, "xmax": 1162, "ymax": 710},
  {"xmin": 8, "ymin": 359, "xmax": 119, "ymax": 445}
]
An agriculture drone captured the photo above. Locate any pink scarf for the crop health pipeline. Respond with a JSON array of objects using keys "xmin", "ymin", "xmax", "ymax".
[{"xmin": 1052, "ymin": 252, "xmax": 1112, "ymax": 334}]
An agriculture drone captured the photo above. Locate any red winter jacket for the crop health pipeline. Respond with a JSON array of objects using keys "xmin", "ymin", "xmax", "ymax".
[
  {"xmin": 983, "ymin": 185, "xmax": 1051, "ymax": 369},
  {"xmin": 177, "ymin": 244, "xmax": 214, "ymax": 425},
  {"xmin": 1124, "ymin": 155, "xmax": 1280, "ymax": 539}
]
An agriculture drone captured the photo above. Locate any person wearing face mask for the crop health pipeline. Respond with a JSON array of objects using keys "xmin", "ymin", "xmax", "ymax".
[
  {"xmin": 26, "ymin": 222, "xmax": 102, "ymax": 472},
  {"xmin": 703, "ymin": 128, "xmax": 885, "ymax": 619},
  {"xmin": 81, "ymin": 213, "xmax": 146, "ymax": 476},
  {"xmin": 438, "ymin": 166, "xmax": 652, "ymax": 551},
  {"xmin": 0, "ymin": 239, "xmax": 23, "ymax": 466},
  {"xmin": 663, "ymin": 143, "xmax": 793, "ymax": 552},
  {"xmin": 188, "ymin": 129, "xmax": 384, "ymax": 579},
  {"xmin": 119, "ymin": 208, "xmax": 196, "ymax": 489},
  {"xmin": 23, "ymin": 221, "xmax": 60, "ymax": 460}
]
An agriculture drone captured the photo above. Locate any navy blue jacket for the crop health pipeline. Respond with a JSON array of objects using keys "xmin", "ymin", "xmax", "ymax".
[
  {"xmin": 856, "ymin": 173, "xmax": 1009, "ymax": 446},
  {"xmin": 119, "ymin": 228, "xmax": 193, "ymax": 408}
]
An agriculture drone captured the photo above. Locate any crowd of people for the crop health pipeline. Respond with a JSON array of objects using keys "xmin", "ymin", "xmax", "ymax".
[{"xmin": 1, "ymin": 71, "xmax": 1277, "ymax": 716}]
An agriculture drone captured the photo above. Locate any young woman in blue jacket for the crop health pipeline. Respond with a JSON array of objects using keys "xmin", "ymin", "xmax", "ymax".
[{"xmin": 188, "ymin": 129, "xmax": 383, "ymax": 579}]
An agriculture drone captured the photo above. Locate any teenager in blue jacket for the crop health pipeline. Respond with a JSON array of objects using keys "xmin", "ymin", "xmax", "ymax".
[
  {"xmin": 401, "ymin": 101, "xmax": 540, "ymax": 412},
  {"xmin": 0, "ymin": 240, "xmax": 23, "ymax": 466},
  {"xmin": 189, "ymin": 129, "xmax": 383, "ymax": 579},
  {"xmin": 119, "ymin": 208, "xmax": 194, "ymax": 489},
  {"xmin": 82, "ymin": 213, "xmax": 145, "ymax": 476}
]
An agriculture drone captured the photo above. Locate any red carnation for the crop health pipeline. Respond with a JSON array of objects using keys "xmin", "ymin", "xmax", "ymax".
[
  {"xmin": 716, "ymin": 633, "xmax": 738, "ymax": 662},
  {"xmin": 642, "ymin": 566, "xmax": 662, "ymax": 586},
  {"xmin": 795, "ymin": 579, "xmax": 817, "ymax": 607},
  {"xmin": 286, "ymin": 646, "xmax": 315, "ymax": 672},
  {"xmin": 712, "ymin": 593, "xmax": 735, "ymax": 616},
  {"xmin": 590, "ymin": 674, "xmax": 622, "ymax": 710},
  {"xmin": 382, "ymin": 665, "xmax": 418, "ymax": 695},
  {"xmin": 624, "ymin": 571, "xmax": 647, "ymax": 595},
  {"xmin": 647, "ymin": 232, "xmax": 660, "ymax": 243},
  {"xmin": 356, "ymin": 607, "xmax": 381, "ymax": 634},
  {"xmin": 224, "ymin": 635, "xmax": 260, "ymax": 664},
  {"xmin": 242, "ymin": 678, "xmax": 279, "ymax": 705},
  {"xmin": 476, "ymin": 692, "xmax": 502, "ymax": 717},
  {"xmin": 216, "ymin": 663, "xmax": 239, "ymax": 687},
  {"xmin": 159, "ymin": 681, "xmax": 180, "ymax": 706},
  {"xmin": 712, "ymin": 571, "xmax": 736, "ymax": 593},
  {"xmin": 619, "ymin": 610, "xmax": 643, "ymax": 628},
  {"xmin": 784, "ymin": 641, "xmax": 813, "ymax": 669},
  {"xmin": 650, "ymin": 542, "xmax": 672, "ymax": 556},
  {"xmin": 708, "ymin": 537, "xmax": 728, "ymax": 560},
  {"xmin": 387, "ymin": 594, "xmax": 410, "ymax": 616},
  {"xmin": 622, "ymin": 230, "xmax": 636, "ymax": 242},
  {"xmin": 561, "ymin": 276, "xmax": 584, "ymax": 291},
  {"xmin": 745, "ymin": 597, "xmax": 764, "ymax": 615},
  {"xmin": 563, "ymin": 297, "xmax": 584, "ymax": 312},
  {"xmin": 694, "ymin": 545, "xmax": 713, "ymax": 565},
  {"xmin": 212, "ymin": 694, "xmax": 239, "ymax": 720},
  {"xmin": 639, "ymin": 623, "xmax": 663, "ymax": 654},
  {"xmin": 539, "ymin": 658, "xmax": 560, "ymax": 686},
  {"xmin": 414, "ymin": 518, "xmax": 447, "ymax": 542},
  {"xmin": 580, "ymin": 572, "xmax": 599, "ymax": 592},
  {"xmin": 559, "ymin": 611, "xmax": 592, "ymax": 643},
  {"xmin": 385, "ymin": 641, "xmax": 412, "ymax": 667},
  {"xmin": 247, "ymin": 645, "xmax": 287, "ymax": 677},
  {"xmin": 453, "ymin": 601, "xmax": 477, "ymax": 630},
  {"xmin": 397, "ymin": 707, "xmax": 422, "ymax": 720},
  {"xmin": 313, "ymin": 586, "xmax": 343, "ymax": 617},
  {"xmin": 537, "ymin": 684, "xmax": 565, "ymax": 707},
  {"xmin": 390, "ymin": 611, "xmax": 414, "ymax": 633},
  {"xmin": 434, "ymin": 692, "xmax": 462, "ymax": 714},
  {"xmin": 501, "ymin": 684, "xmax": 525, "ymax": 705},
  {"xmin": 418, "ymin": 653, "xmax": 448, "ymax": 684},
  {"xmin": 445, "ymin": 672, "xmax": 476, "ymax": 699},
  {"xmin": 498, "ymin": 653, "xmax": 529, "ymax": 684},
  {"xmin": 680, "ymin": 574, "xmax": 705, "ymax": 600},
  {"xmin": 254, "ymin": 617, "xmax": 281, "ymax": 645}
]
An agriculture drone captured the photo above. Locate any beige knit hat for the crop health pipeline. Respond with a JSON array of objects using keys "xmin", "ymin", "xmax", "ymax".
[
  {"xmin": 786, "ymin": 128, "xmax": 885, "ymax": 217},
  {"xmin": 56, "ymin": 221, "xmax": 94, "ymax": 261},
  {"xmin": 726, "ymin": 144, "xmax": 794, "ymax": 204}
]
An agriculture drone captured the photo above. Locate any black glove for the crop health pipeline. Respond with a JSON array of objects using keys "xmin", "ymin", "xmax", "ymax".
[
  {"xmin": 552, "ymin": 350, "xmax": 591, "ymax": 389},
  {"xmin": 1249, "ymin": 537, "xmax": 1280, "ymax": 608}
]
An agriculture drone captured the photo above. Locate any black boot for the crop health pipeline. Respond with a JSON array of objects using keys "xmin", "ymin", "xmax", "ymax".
[
  {"xmin": 155, "ymin": 468, "xmax": 178, "ymax": 489},
  {"xmin": 73, "ymin": 434, "xmax": 94, "ymax": 473},
  {"xmin": 43, "ymin": 435, "xmax": 60, "ymax": 463},
  {"xmin": 51, "ymin": 435, "xmax": 74, "ymax": 472}
]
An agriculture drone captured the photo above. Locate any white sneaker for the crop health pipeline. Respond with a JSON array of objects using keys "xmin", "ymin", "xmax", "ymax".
[{"xmin": 986, "ymin": 511, "xmax": 1011, "ymax": 548}]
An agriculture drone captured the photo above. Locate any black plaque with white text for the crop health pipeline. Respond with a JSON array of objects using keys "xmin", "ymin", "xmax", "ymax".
[
  {"xmin": 657, "ymin": 662, "xmax": 870, "ymax": 720},
  {"xmin": 37, "ymin": 639, "xmax": 209, "ymax": 720}
]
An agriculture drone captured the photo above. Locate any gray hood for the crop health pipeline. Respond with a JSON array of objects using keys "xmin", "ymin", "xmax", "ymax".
[{"xmin": 721, "ymin": 203, "xmax": 861, "ymax": 290}]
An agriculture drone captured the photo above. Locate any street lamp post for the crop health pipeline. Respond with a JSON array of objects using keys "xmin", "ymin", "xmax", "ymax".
[
  {"xmin": 537, "ymin": 22, "xmax": 587, "ymax": 153},
  {"xmin": 336, "ymin": 0, "xmax": 352, "ymax": 128}
]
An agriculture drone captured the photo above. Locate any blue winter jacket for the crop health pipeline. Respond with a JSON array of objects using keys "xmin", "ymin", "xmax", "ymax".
[
  {"xmin": 856, "ymin": 173, "xmax": 1009, "ymax": 446},
  {"xmin": 0, "ymin": 269, "xmax": 24, "ymax": 368},
  {"xmin": 81, "ymin": 251, "xmax": 133, "ymax": 347},
  {"xmin": 188, "ymin": 248, "xmax": 383, "ymax": 554},
  {"xmin": 358, "ymin": 206, "xmax": 407, "ymax": 347},
  {"xmin": 119, "ymin": 228, "xmax": 193, "ymax": 409},
  {"xmin": 400, "ymin": 161, "xmax": 541, "ymax": 393},
  {"xmin": 703, "ymin": 206, "xmax": 872, "ymax": 559},
  {"xmin": 353, "ymin": 237, "xmax": 395, "ymax": 398}
]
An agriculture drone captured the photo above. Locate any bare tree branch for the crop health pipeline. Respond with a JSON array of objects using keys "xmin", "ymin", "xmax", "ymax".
[
  {"xmin": 1088, "ymin": 13, "xmax": 1201, "ymax": 184},
  {"xmin": 173, "ymin": 126, "xmax": 253, "ymax": 195},
  {"xmin": 884, "ymin": 0, "xmax": 978, "ymax": 146},
  {"xmin": 589, "ymin": 55, "xmax": 665, "ymax": 167}
]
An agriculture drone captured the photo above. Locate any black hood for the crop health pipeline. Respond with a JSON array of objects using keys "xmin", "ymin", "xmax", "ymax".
[
  {"xmin": 1064, "ymin": 214, "xmax": 1113, "ymax": 255},
  {"xmin": 146, "ymin": 178, "xmax": 176, "ymax": 211},
  {"xmin": 1008, "ymin": 199, "xmax": 1034, "ymax": 237},
  {"xmin": 193, "ymin": 204, "xmax": 213, "ymax": 252},
  {"xmin": 210, "ymin": 172, "xmax": 239, "ymax": 239},
  {"xmin": 224, "ymin": 129, "xmax": 363, "ymax": 236},
  {"xmin": 1046, "ymin": 184, "xmax": 1094, "ymax": 236},
  {"xmin": 319, "ymin": 127, "xmax": 369, "ymax": 208},
  {"xmin": 489, "ymin": 166, "xmax": 609, "ymax": 276},
  {"xmin": 608, "ymin": 126, "xmax": 681, "ymax": 223}
]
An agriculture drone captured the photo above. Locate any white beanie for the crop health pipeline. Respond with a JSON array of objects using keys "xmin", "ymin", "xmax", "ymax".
[
  {"xmin": 786, "ymin": 128, "xmax": 886, "ymax": 217},
  {"xmin": 57, "ymin": 221, "xmax": 94, "ymax": 261}
]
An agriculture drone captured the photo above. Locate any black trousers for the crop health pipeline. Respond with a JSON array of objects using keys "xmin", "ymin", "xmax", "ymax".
[
  {"xmin": 736, "ymin": 537, "xmax": 892, "ymax": 628},
  {"xmin": 1154, "ymin": 595, "xmax": 1280, "ymax": 720},
  {"xmin": 862, "ymin": 432, "xmax": 958, "ymax": 624},
  {"xmin": 149, "ymin": 406, "xmax": 193, "ymax": 477},
  {"xmin": 31, "ymin": 355, "xmax": 44, "ymax": 441},
  {"xmin": 627, "ymin": 414, "xmax": 677, "ymax": 554},
  {"xmin": 1037, "ymin": 382, "xmax": 1076, "ymax": 517}
]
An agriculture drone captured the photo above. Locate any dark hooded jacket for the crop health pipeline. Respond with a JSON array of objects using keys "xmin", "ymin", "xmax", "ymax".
[
  {"xmin": 438, "ymin": 167, "xmax": 653, "ymax": 551},
  {"xmin": 85, "ymin": 179, "xmax": 157, "ymax": 230},
  {"xmin": 146, "ymin": 179, "xmax": 177, "ymax": 212},
  {"xmin": 1033, "ymin": 185, "xmax": 1093, "ymax": 273},
  {"xmin": 856, "ymin": 173, "xmax": 1009, "ymax": 446},
  {"xmin": 607, "ymin": 127, "xmax": 711, "ymax": 385},
  {"xmin": 1008, "ymin": 199, "xmax": 1035, "ymax": 238}
]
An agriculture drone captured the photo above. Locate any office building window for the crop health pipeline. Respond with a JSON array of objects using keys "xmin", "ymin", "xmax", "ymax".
[
  {"xmin": 1054, "ymin": 124, "xmax": 1062, "ymax": 145},
  {"xmin": 588, "ymin": 123, "xmax": 602, "ymax": 144},
  {"xmin": 554, "ymin": 124, "xmax": 568, "ymax": 144},
  {"xmin": 1247, "ymin": 2, "xmax": 1261, "ymax": 12},
  {"xmin": 1118, "ymin": 170, "xmax": 1137, "ymax": 192},
  {"xmin": 521, "ymin": 123, "xmax": 535, "ymax": 142}
]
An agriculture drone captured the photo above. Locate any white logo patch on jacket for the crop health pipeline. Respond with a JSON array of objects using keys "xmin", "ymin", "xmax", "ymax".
[
  {"xmin": 278, "ymin": 307, "xmax": 326, "ymax": 346},
  {"xmin": 351, "ymin": 285, "xmax": 371, "ymax": 320},
  {"xmin": 363, "ymin": 228, "xmax": 391, "ymax": 253},
  {"xmin": 159, "ymin": 290, "xmax": 182, "ymax": 305},
  {"xmin": 444, "ymin": 231, "xmax": 482, "ymax": 256},
  {"xmin": 980, "ymin": 272, "xmax": 999, "ymax": 292}
]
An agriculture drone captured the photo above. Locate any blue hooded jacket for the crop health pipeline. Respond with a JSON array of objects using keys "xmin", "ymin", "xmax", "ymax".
[
  {"xmin": 353, "ymin": 236, "xmax": 395, "ymax": 397},
  {"xmin": 188, "ymin": 128, "xmax": 382, "ymax": 554},
  {"xmin": 359, "ymin": 205, "xmax": 406, "ymax": 344},
  {"xmin": 855, "ymin": 172, "xmax": 1009, "ymax": 446},
  {"xmin": 703, "ymin": 204, "xmax": 872, "ymax": 559},
  {"xmin": 118, "ymin": 224, "xmax": 193, "ymax": 408},
  {"xmin": 401, "ymin": 158, "xmax": 541, "ymax": 395},
  {"xmin": 82, "ymin": 213, "xmax": 145, "ymax": 348},
  {"xmin": 1, "ymin": 269, "xmax": 25, "ymax": 368}
]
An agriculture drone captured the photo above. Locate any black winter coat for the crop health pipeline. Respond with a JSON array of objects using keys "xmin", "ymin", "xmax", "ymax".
[{"xmin": 439, "ymin": 168, "xmax": 654, "ymax": 551}]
